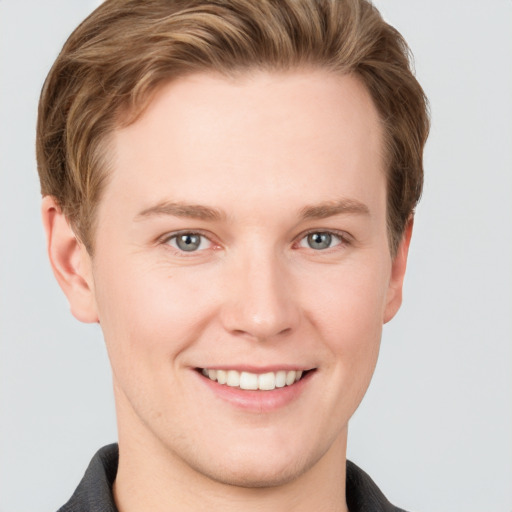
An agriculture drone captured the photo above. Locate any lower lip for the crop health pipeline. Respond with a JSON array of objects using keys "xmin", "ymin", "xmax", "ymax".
[{"xmin": 195, "ymin": 370, "xmax": 314, "ymax": 413}]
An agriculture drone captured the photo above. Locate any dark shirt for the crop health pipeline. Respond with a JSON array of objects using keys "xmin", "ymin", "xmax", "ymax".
[{"xmin": 57, "ymin": 444, "xmax": 408, "ymax": 512}]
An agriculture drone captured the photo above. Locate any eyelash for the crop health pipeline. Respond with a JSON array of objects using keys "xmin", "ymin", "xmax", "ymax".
[
  {"xmin": 160, "ymin": 229, "xmax": 351, "ymax": 255},
  {"xmin": 295, "ymin": 229, "xmax": 351, "ymax": 252},
  {"xmin": 161, "ymin": 230, "xmax": 215, "ymax": 254}
]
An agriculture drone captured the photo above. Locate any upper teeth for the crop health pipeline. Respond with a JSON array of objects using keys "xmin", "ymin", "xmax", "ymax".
[{"xmin": 201, "ymin": 368, "xmax": 303, "ymax": 391}]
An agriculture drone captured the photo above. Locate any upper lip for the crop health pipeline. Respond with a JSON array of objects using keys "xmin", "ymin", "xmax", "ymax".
[{"xmin": 196, "ymin": 365, "xmax": 315, "ymax": 373}]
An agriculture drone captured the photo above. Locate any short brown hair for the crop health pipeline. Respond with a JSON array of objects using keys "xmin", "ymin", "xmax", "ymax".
[{"xmin": 36, "ymin": 0, "xmax": 429, "ymax": 255}]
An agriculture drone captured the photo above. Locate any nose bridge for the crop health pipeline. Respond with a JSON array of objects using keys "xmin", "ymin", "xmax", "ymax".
[{"xmin": 221, "ymin": 244, "xmax": 300, "ymax": 340}]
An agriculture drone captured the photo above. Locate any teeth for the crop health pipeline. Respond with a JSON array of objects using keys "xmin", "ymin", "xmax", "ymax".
[
  {"xmin": 240, "ymin": 372, "xmax": 258, "ymax": 390},
  {"xmin": 258, "ymin": 372, "xmax": 276, "ymax": 391},
  {"xmin": 227, "ymin": 370, "xmax": 240, "ymax": 387},
  {"xmin": 275, "ymin": 370, "xmax": 286, "ymax": 388},
  {"xmin": 201, "ymin": 368, "xmax": 306, "ymax": 390},
  {"xmin": 285, "ymin": 370, "xmax": 296, "ymax": 386}
]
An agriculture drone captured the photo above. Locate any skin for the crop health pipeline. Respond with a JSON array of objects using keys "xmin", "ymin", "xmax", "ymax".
[{"xmin": 43, "ymin": 70, "xmax": 412, "ymax": 512}]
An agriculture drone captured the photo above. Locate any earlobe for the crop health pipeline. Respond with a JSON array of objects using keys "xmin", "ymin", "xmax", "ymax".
[
  {"xmin": 41, "ymin": 196, "xmax": 99, "ymax": 323},
  {"xmin": 383, "ymin": 217, "xmax": 414, "ymax": 324}
]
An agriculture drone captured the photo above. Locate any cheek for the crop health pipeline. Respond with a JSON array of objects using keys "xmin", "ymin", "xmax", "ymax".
[
  {"xmin": 303, "ymin": 260, "xmax": 389, "ymax": 388},
  {"xmin": 305, "ymin": 259, "xmax": 390, "ymax": 338},
  {"xmin": 92, "ymin": 259, "xmax": 218, "ymax": 375}
]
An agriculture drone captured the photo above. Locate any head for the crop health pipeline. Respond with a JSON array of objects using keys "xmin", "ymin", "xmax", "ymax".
[{"xmin": 37, "ymin": 0, "xmax": 429, "ymax": 497}]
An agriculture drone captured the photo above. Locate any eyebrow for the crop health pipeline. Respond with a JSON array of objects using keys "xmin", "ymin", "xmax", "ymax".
[
  {"xmin": 135, "ymin": 198, "xmax": 370, "ymax": 223},
  {"xmin": 135, "ymin": 201, "xmax": 225, "ymax": 221},
  {"xmin": 299, "ymin": 199, "xmax": 370, "ymax": 220}
]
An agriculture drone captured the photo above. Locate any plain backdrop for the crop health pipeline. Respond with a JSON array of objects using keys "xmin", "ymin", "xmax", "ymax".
[{"xmin": 1, "ymin": 1, "xmax": 511, "ymax": 511}]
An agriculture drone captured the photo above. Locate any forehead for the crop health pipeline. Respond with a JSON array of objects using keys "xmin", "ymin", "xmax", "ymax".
[{"xmin": 102, "ymin": 69, "xmax": 386, "ymax": 221}]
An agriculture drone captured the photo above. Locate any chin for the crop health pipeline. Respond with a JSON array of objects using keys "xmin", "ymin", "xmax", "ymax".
[
  {"xmin": 177, "ymin": 436, "xmax": 325, "ymax": 489},
  {"xmin": 192, "ymin": 456, "xmax": 312, "ymax": 489}
]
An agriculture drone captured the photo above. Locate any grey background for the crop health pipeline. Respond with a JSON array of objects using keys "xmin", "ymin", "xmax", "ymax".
[{"xmin": 1, "ymin": 1, "xmax": 511, "ymax": 511}]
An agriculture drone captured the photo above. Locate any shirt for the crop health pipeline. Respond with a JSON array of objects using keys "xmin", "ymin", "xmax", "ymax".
[{"xmin": 57, "ymin": 444, "xmax": 408, "ymax": 512}]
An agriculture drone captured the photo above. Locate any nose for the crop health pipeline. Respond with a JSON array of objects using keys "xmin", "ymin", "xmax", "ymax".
[{"xmin": 220, "ymin": 250, "xmax": 301, "ymax": 341}]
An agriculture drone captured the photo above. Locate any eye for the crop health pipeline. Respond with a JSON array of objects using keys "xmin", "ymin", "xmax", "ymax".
[
  {"xmin": 167, "ymin": 232, "xmax": 212, "ymax": 252},
  {"xmin": 299, "ymin": 231, "xmax": 344, "ymax": 250}
]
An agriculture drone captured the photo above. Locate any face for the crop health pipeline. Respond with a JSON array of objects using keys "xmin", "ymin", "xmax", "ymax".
[{"xmin": 77, "ymin": 70, "xmax": 408, "ymax": 487}]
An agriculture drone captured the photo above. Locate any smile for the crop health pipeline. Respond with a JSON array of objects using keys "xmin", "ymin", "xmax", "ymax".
[{"xmin": 200, "ymin": 368, "xmax": 307, "ymax": 391}]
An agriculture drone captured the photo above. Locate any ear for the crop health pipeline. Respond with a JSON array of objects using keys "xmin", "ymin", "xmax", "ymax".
[
  {"xmin": 383, "ymin": 217, "xmax": 414, "ymax": 324},
  {"xmin": 41, "ymin": 196, "xmax": 99, "ymax": 323}
]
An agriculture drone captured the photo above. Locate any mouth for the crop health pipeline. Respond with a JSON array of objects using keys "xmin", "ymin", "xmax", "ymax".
[{"xmin": 197, "ymin": 368, "xmax": 313, "ymax": 391}]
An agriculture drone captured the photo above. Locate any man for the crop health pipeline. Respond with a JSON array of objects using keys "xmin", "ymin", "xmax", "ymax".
[{"xmin": 36, "ymin": 0, "xmax": 429, "ymax": 510}]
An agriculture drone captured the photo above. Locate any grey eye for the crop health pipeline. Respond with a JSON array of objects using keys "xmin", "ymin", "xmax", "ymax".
[
  {"xmin": 307, "ymin": 232, "xmax": 332, "ymax": 250},
  {"xmin": 169, "ymin": 233, "xmax": 210, "ymax": 252},
  {"xmin": 299, "ymin": 232, "xmax": 343, "ymax": 250}
]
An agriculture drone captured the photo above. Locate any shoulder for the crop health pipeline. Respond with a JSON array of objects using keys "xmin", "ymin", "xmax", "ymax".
[
  {"xmin": 57, "ymin": 444, "xmax": 119, "ymax": 512},
  {"xmin": 346, "ymin": 460, "xmax": 409, "ymax": 512}
]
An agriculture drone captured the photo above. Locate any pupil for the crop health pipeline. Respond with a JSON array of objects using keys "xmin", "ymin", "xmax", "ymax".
[
  {"xmin": 308, "ymin": 232, "xmax": 331, "ymax": 250},
  {"xmin": 177, "ymin": 234, "xmax": 200, "ymax": 251}
]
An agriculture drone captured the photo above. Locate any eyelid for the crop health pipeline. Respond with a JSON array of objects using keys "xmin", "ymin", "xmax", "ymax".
[
  {"xmin": 156, "ymin": 228, "xmax": 352, "ymax": 254},
  {"xmin": 295, "ymin": 228, "xmax": 352, "ymax": 250},
  {"xmin": 159, "ymin": 229, "xmax": 217, "ymax": 254}
]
